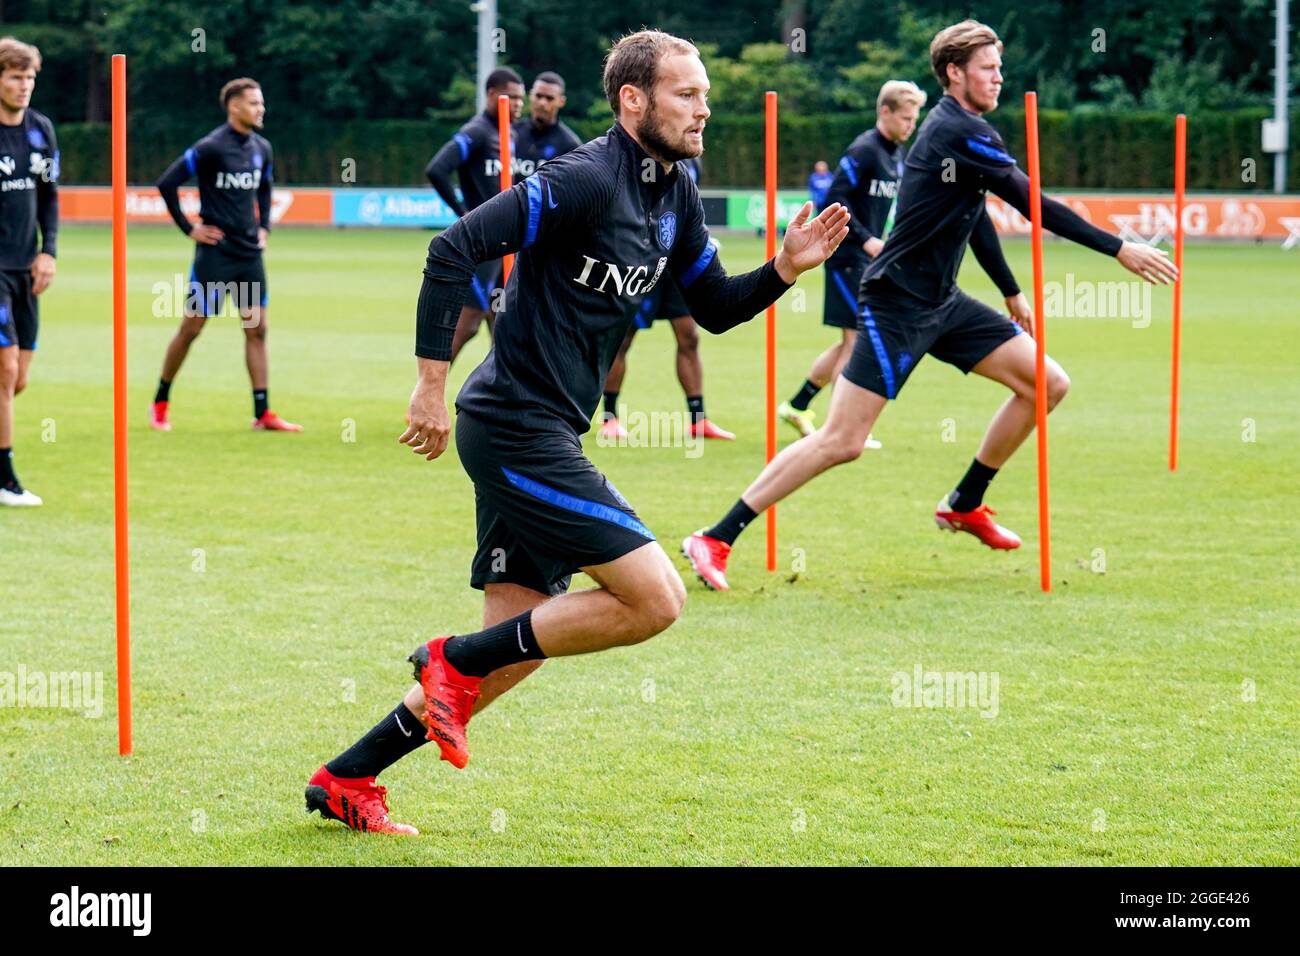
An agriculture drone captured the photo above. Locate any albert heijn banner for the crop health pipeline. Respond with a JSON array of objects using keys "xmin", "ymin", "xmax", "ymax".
[
  {"xmin": 58, "ymin": 186, "xmax": 334, "ymax": 226},
  {"xmin": 985, "ymin": 193, "xmax": 1300, "ymax": 248}
]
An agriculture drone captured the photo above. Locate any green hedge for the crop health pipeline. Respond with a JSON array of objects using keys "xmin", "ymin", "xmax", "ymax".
[{"xmin": 55, "ymin": 109, "xmax": 1300, "ymax": 191}]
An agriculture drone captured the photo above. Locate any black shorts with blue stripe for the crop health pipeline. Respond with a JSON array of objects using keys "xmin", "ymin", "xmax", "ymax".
[
  {"xmin": 0, "ymin": 270, "xmax": 38, "ymax": 350},
  {"xmin": 822, "ymin": 262, "xmax": 864, "ymax": 329},
  {"xmin": 632, "ymin": 275, "xmax": 690, "ymax": 329},
  {"xmin": 455, "ymin": 410, "xmax": 656, "ymax": 596},
  {"xmin": 842, "ymin": 276, "xmax": 1022, "ymax": 399},
  {"xmin": 188, "ymin": 244, "xmax": 267, "ymax": 317}
]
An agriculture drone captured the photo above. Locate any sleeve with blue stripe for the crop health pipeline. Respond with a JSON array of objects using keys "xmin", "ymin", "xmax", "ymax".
[
  {"xmin": 668, "ymin": 177, "xmax": 793, "ymax": 335},
  {"xmin": 824, "ymin": 146, "xmax": 875, "ymax": 245},
  {"xmin": 416, "ymin": 155, "xmax": 616, "ymax": 360},
  {"xmin": 156, "ymin": 139, "xmax": 204, "ymax": 236}
]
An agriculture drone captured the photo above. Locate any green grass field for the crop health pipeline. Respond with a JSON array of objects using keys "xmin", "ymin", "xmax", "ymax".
[{"xmin": 1, "ymin": 223, "xmax": 1296, "ymax": 866}]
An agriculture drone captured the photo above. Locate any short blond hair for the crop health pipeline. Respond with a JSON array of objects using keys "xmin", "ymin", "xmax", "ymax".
[
  {"xmin": 877, "ymin": 80, "xmax": 926, "ymax": 113},
  {"xmin": 0, "ymin": 36, "xmax": 41, "ymax": 74},
  {"xmin": 930, "ymin": 20, "xmax": 1002, "ymax": 89}
]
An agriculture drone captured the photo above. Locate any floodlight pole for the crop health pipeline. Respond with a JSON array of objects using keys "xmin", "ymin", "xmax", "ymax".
[
  {"xmin": 474, "ymin": 0, "xmax": 498, "ymax": 114},
  {"xmin": 1273, "ymin": 0, "xmax": 1290, "ymax": 193}
]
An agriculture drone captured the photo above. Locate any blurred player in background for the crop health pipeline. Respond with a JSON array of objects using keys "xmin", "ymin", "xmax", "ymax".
[
  {"xmin": 0, "ymin": 36, "xmax": 58, "ymax": 506},
  {"xmin": 426, "ymin": 68, "xmax": 525, "ymax": 363},
  {"xmin": 778, "ymin": 80, "xmax": 927, "ymax": 447},
  {"xmin": 599, "ymin": 156, "xmax": 736, "ymax": 442},
  {"xmin": 513, "ymin": 70, "xmax": 583, "ymax": 175},
  {"xmin": 152, "ymin": 78, "xmax": 299, "ymax": 432},
  {"xmin": 684, "ymin": 20, "xmax": 1177, "ymax": 591},
  {"xmin": 808, "ymin": 159, "xmax": 833, "ymax": 210}
]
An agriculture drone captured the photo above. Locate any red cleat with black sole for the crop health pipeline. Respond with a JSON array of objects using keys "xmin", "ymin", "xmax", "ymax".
[
  {"xmin": 304, "ymin": 764, "xmax": 418, "ymax": 835},
  {"xmin": 408, "ymin": 636, "xmax": 481, "ymax": 769}
]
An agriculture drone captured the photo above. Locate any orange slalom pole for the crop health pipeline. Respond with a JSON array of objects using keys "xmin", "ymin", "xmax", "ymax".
[
  {"xmin": 497, "ymin": 94, "xmax": 514, "ymax": 285},
  {"xmin": 1169, "ymin": 114, "xmax": 1186, "ymax": 472},
  {"xmin": 111, "ymin": 54, "xmax": 132, "ymax": 754},
  {"xmin": 764, "ymin": 91, "xmax": 778, "ymax": 573},
  {"xmin": 1024, "ymin": 92, "xmax": 1050, "ymax": 593}
]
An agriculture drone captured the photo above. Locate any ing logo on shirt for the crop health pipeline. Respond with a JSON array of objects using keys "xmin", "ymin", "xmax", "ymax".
[
  {"xmin": 215, "ymin": 169, "xmax": 263, "ymax": 190},
  {"xmin": 869, "ymin": 179, "xmax": 898, "ymax": 198}
]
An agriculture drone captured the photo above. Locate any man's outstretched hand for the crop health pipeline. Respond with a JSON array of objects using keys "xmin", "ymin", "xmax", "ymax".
[
  {"xmin": 774, "ymin": 201, "xmax": 851, "ymax": 283},
  {"xmin": 1117, "ymin": 241, "xmax": 1179, "ymax": 285}
]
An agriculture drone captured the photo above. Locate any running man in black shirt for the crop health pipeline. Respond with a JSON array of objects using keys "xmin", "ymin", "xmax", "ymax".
[
  {"xmin": 685, "ymin": 20, "xmax": 1177, "ymax": 591},
  {"xmin": 512, "ymin": 71, "xmax": 583, "ymax": 177},
  {"xmin": 151, "ymin": 78, "xmax": 300, "ymax": 432},
  {"xmin": 306, "ymin": 30, "xmax": 850, "ymax": 834},
  {"xmin": 425, "ymin": 68, "xmax": 525, "ymax": 363},
  {"xmin": 778, "ymin": 80, "xmax": 927, "ymax": 449},
  {"xmin": 599, "ymin": 156, "xmax": 736, "ymax": 442},
  {"xmin": 0, "ymin": 37, "xmax": 57, "ymax": 507}
]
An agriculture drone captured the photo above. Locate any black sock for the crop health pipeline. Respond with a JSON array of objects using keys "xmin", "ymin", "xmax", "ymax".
[
  {"xmin": 603, "ymin": 391, "xmax": 620, "ymax": 422},
  {"xmin": 253, "ymin": 389, "xmax": 268, "ymax": 419},
  {"xmin": 789, "ymin": 379, "xmax": 821, "ymax": 411},
  {"xmin": 948, "ymin": 458, "xmax": 999, "ymax": 512},
  {"xmin": 705, "ymin": 498, "xmax": 758, "ymax": 546},
  {"xmin": 443, "ymin": 609, "xmax": 545, "ymax": 679},
  {"xmin": 154, "ymin": 379, "xmax": 171, "ymax": 404},
  {"xmin": 326, "ymin": 703, "xmax": 428, "ymax": 779},
  {"xmin": 0, "ymin": 448, "xmax": 16, "ymax": 489},
  {"xmin": 686, "ymin": 395, "xmax": 705, "ymax": 423}
]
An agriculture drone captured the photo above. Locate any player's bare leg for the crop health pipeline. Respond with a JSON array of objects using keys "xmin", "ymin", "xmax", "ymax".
[
  {"xmin": 935, "ymin": 334, "xmax": 1069, "ymax": 549},
  {"xmin": 14, "ymin": 348, "xmax": 33, "ymax": 396},
  {"xmin": 409, "ymin": 541, "xmax": 684, "ymax": 766},
  {"xmin": 599, "ymin": 326, "xmax": 636, "ymax": 439},
  {"xmin": 159, "ymin": 312, "xmax": 206, "ymax": 384},
  {"xmin": 969, "ymin": 334, "xmax": 1070, "ymax": 466},
  {"xmin": 0, "ymin": 345, "xmax": 15, "ymax": 447},
  {"xmin": 685, "ymin": 376, "xmax": 886, "ymax": 589},
  {"xmin": 401, "ymin": 581, "xmax": 549, "ymax": 723},
  {"xmin": 743, "ymin": 374, "xmax": 885, "ymax": 511},
  {"xmin": 780, "ymin": 329, "xmax": 876, "ymax": 446},
  {"xmin": 242, "ymin": 307, "xmax": 300, "ymax": 431},
  {"xmin": 671, "ymin": 315, "xmax": 702, "ymax": 396},
  {"xmin": 670, "ymin": 315, "xmax": 732, "ymax": 440},
  {"xmin": 242, "ymin": 306, "xmax": 268, "ymax": 391}
]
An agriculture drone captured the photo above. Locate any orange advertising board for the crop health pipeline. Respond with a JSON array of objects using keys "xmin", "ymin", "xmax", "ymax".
[
  {"xmin": 985, "ymin": 193, "xmax": 1300, "ymax": 246},
  {"xmin": 58, "ymin": 186, "xmax": 333, "ymax": 225}
]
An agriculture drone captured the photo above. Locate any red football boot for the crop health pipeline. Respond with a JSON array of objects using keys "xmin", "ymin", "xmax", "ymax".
[
  {"xmin": 408, "ymin": 637, "xmax": 481, "ymax": 769},
  {"xmin": 681, "ymin": 530, "xmax": 732, "ymax": 591},
  {"xmin": 252, "ymin": 410, "xmax": 303, "ymax": 432},
  {"xmin": 689, "ymin": 418, "xmax": 736, "ymax": 440},
  {"xmin": 934, "ymin": 495, "xmax": 1021, "ymax": 550},
  {"xmin": 305, "ymin": 765, "xmax": 418, "ymax": 835},
  {"xmin": 149, "ymin": 401, "xmax": 171, "ymax": 432}
]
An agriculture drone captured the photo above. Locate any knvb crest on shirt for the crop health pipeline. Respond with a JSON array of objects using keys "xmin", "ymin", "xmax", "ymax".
[{"xmin": 657, "ymin": 212, "xmax": 677, "ymax": 250}]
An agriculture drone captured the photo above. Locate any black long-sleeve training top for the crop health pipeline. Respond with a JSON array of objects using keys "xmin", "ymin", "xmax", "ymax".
[
  {"xmin": 426, "ymin": 110, "xmax": 514, "ymax": 216},
  {"xmin": 157, "ymin": 123, "xmax": 273, "ymax": 258},
  {"xmin": 863, "ymin": 94, "xmax": 1122, "ymax": 305},
  {"xmin": 512, "ymin": 118, "xmax": 583, "ymax": 178},
  {"xmin": 825, "ymin": 127, "xmax": 901, "ymax": 269},
  {"xmin": 416, "ymin": 123, "xmax": 795, "ymax": 434},
  {"xmin": 0, "ymin": 108, "xmax": 59, "ymax": 271}
]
